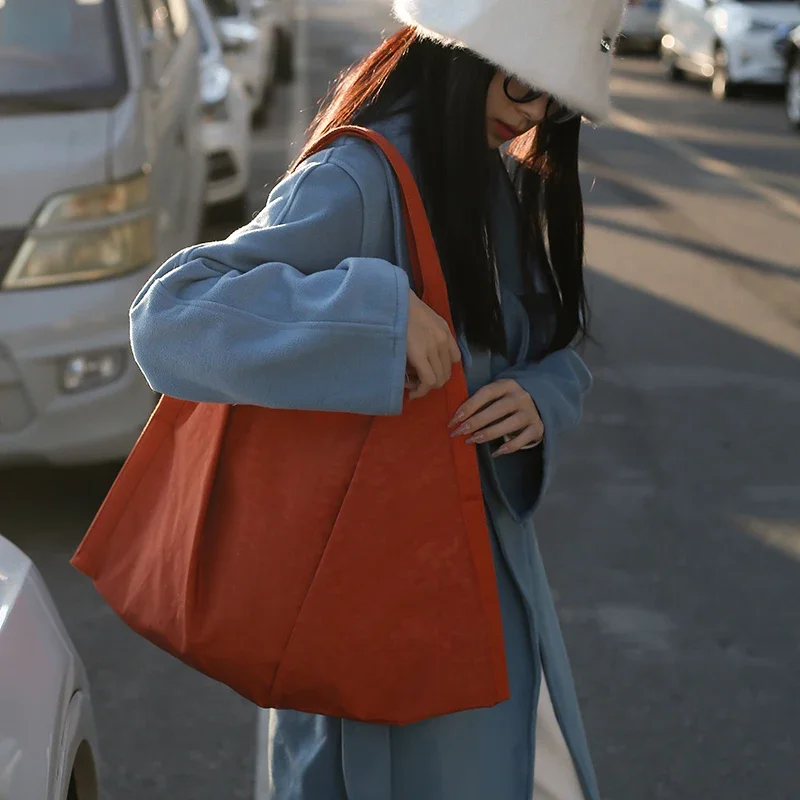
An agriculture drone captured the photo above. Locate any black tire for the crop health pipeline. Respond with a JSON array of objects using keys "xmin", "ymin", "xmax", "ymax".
[
  {"xmin": 786, "ymin": 54, "xmax": 800, "ymax": 130},
  {"xmin": 712, "ymin": 46, "xmax": 741, "ymax": 100},
  {"xmin": 252, "ymin": 92, "xmax": 270, "ymax": 128},
  {"xmin": 660, "ymin": 44, "xmax": 684, "ymax": 81},
  {"xmin": 211, "ymin": 193, "xmax": 249, "ymax": 224},
  {"xmin": 275, "ymin": 27, "xmax": 295, "ymax": 84}
]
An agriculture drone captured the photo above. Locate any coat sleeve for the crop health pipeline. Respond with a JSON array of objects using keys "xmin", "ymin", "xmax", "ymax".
[
  {"xmin": 130, "ymin": 154, "xmax": 410, "ymax": 415},
  {"xmin": 486, "ymin": 348, "xmax": 592, "ymax": 522}
]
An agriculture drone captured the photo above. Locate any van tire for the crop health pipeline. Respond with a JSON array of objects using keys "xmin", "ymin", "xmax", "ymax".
[
  {"xmin": 252, "ymin": 100, "xmax": 269, "ymax": 128},
  {"xmin": 786, "ymin": 54, "xmax": 800, "ymax": 130},
  {"xmin": 213, "ymin": 193, "xmax": 249, "ymax": 224},
  {"xmin": 712, "ymin": 47, "xmax": 740, "ymax": 100},
  {"xmin": 660, "ymin": 45, "xmax": 684, "ymax": 82},
  {"xmin": 275, "ymin": 28, "xmax": 295, "ymax": 84}
]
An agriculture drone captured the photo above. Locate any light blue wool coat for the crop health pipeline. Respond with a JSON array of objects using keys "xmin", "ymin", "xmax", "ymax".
[{"xmin": 130, "ymin": 113, "xmax": 597, "ymax": 800}]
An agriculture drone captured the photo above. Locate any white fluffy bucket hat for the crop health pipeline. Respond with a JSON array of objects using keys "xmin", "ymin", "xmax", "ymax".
[{"xmin": 393, "ymin": 0, "xmax": 626, "ymax": 122}]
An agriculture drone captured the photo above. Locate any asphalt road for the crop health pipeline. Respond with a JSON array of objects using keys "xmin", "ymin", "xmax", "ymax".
[{"xmin": 2, "ymin": 2, "xmax": 799, "ymax": 798}]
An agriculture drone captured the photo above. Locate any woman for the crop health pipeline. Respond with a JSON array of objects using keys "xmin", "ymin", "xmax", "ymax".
[{"xmin": 130, "ymin": 1, "xmax": 625, "ymax": 797}]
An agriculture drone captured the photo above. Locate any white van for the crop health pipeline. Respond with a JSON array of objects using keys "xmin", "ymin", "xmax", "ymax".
[
  {"xmin": 659, "ymin": 0, "xmax": 800, "ymax": 98},
  {"xmin": 0, "ymin": 0, "xmax": 206, "ymax": 466}
]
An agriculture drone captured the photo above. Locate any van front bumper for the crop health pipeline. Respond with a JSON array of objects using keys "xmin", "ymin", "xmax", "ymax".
[
  {"xmin": 727, "ymin": 32, "xmax": 791, "ymax": 85},
  {"xmin": 0, "ymin": 268, "xmax": 158, "ymax": 467}
]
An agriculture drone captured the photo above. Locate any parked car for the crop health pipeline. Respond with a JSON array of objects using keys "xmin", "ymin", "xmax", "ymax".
[
  {"xmin": 0, "ymin": 534, "xmax": 100, "ymax": 799},
  {"xmin": 191, "ymin": 0, "xmax": 253, "ymax": 219},
  {"xmin": 658, "ymin": 0, "xmax": 800, "ymax": 99},
  {"xmin": 0, "ymin": 0, "xmax": 206, "ymax": 466},
  {"xmin": 206, "ymin": 0, "xmax": 275, "ymax": 120},
  {"xmin": 246, "ymin": 0, "xmax": 295, "ymax": 83},
  {"xmin": 777, "ymin": 24, "xmax": 800, "ymax": 128},
  {"xmin": 620, "ymin": 0, "xmax": 663, "ymax": 51}
]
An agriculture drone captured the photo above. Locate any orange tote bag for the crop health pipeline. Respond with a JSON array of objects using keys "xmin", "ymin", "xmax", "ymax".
[{"xmin": 71, "ymin": 126, "xmax": 509, "ymax": 725}]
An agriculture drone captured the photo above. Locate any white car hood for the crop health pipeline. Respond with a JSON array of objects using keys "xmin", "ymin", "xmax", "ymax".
[{"xmin": 0, "ymin": 111, "xmax": 109, "ymax": 228}]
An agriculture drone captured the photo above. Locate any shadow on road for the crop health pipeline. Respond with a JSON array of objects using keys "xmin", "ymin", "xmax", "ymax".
[
  {"xmin": 609, "ymin": 56, "xmax": 799, "ymax": 182},
  {"xmin": 586, "ymin": 214, "xmax": 800, "ymax": 284},
  {"xmin": 541, "ymin": 270, "xmax": 800, "ymax": 800}
]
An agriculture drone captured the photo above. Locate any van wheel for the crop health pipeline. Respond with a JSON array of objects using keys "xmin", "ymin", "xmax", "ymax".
[
  {"xmin": 712, "ymin": 47, "xmax": 740, "ymax": 100},
  {"xmin": 660, "ymin": 45, "xmax": 684, "ymax": 81},
  {"xmin": 786, "ymin": 56, "xmax": 800, "ymax": 130},
  {"xmin": 213, "ymin": 193, "xmax": 249, "ymax": 224},
  {"xmin": 275, "ymin": 28, "xmax": 295, "ymax": 84},
  {"xmin": 252, "ymin": 99, "xmax": 269, "ymax": 128}
]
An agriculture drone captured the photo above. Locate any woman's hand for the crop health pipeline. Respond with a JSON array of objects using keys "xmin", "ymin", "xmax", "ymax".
[
  {"xmin": 405, "ymin": 290, "xmax": 462, "ymax": 400},
  {"xmin": 448, "ymin": 379, "xmax": 544, "ymax": 456}
]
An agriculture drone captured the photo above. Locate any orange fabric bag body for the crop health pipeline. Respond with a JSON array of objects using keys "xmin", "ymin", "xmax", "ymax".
[{"xmin": 71, "ymin": 127, "xmax": 509, "ymax": 725}]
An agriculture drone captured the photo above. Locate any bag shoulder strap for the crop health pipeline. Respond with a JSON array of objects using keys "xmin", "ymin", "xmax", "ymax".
[{"xmin": 306, "ymin": 126, "xmax": 454, "ymax": 331}]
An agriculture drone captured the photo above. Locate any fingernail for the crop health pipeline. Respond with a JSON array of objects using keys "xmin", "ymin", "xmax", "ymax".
[
  {"xmin": 451, "ymin": 424, "xmax": 470, "ymax": 438},
  {"xmin": 448, "ymin": 411, "xmax": 465, "ymax": 428},
  {"xmin": 492, "ymin": 446, "xmax": 509, "ymax": 458},
  {"xmin": 465, "ymin": 434, "xmax": 484, "ymax": 445}
]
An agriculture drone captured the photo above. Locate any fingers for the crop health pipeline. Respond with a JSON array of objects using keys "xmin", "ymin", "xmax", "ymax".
[
  {"xmin": 405, "ymin": 287, "xmax": 462, "ymax": 402},
  {"xmin": 447, "ymin": 332, "xmax": 462, "ymax": 364},
  {"xmin": 450, "ymin": 396, "xmax": 519, "ymax": 439},
  {"xmin": 408, "ymin": 353, "xmax": 445, "ymax": 400},
  {"xmin": 492, "ymin": 426, "xmax": 543, "ymax": 457},
  {"xmin": 406, "ymin": 315, "xmax": 461, "ymax": 401},
  {"xmin": 448, "ymin": 378, "xmax": 544, "ymax": 453},
  {"xmin": 430, "ymin": 320, "xmax": 460, "ymax": 386},
  {"xmin": 448, "ymin": 380, "xmax": 517, "ymax": 427},
  {"xmin": 408, "ymin": 357, "xmax": 437, "ymax": 400},
  {"xmin": 464, "ymin": 411, "xmax": 529, "ymax": 445}
]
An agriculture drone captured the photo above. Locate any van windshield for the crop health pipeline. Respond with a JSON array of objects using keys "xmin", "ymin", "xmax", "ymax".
[{"xmin": 0, "ymin": 0, "xmax": 126, "ymax": 111}]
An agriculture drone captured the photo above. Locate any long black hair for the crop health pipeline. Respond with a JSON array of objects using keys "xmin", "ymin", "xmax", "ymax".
[{"xmin": 293, "ymin": 28, "xmax": 587, "ymax": 357}]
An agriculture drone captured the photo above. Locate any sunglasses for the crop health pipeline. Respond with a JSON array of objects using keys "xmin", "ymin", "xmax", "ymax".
[{"xmin": 503, "ymin": 76, "xmax": 579, "ymax": 124}]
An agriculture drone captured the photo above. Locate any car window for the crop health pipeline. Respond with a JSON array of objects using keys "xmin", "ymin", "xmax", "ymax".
[{"xmin": 0, "ymin": 0, "xmax": 127, "ymax": 108}]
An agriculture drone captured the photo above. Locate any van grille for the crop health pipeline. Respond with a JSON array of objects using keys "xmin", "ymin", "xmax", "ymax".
[{"xmin": 0, "ymin": 228, "xmax": 26, "ymax": 285}]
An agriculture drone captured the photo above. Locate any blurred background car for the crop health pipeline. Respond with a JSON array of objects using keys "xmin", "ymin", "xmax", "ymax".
[
  {"xmin": 658, "ymin": 0, "xmax": 800, "ymax": 99},
  {"xmin": 192, "ymin": 0, "xmax": 253, "ymax": 221},
  {"xmin": 247, "ymin": 0, "xmax": 296, "ymax": 83},
  {"xmin": 0, "ymin": 534, "xmax": 100, "ymax": 799},
  {"xmin": 619, "ymin": 0, "xmax": 664, "ymax": 52},
  {"xmin": 0, "ymin": 0, "xmax": 206, "ymax": 467},
  {"xmin": 207, "ymin": 0, "xmax": 275, "ymax": 123},
  {"xmin": 777, "ymin": 23, "xmax": 800, "ymax": 128}
]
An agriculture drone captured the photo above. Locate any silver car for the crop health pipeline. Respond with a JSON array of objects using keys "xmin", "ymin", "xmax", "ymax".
[
  {"xmin": 193, "ymin": 0, "xmax": 254, "ymax": 218},
  {"xmin": 0, "ymin": 0, "xmax": 206, "ymax": 466},
  {"xmin": 210, "ymin": 0, "xmax": 294, "ymax": 121},
  {"xmin": 0, "ymin": 534, "xmax": 100, "ymax": 799},
  {"xmin": 659, "ymin": 0, "xmax": 800, "ymax": 99}
]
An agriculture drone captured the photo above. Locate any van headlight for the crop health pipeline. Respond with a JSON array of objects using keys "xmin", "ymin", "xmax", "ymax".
[
  {"xmin": 202, "ymin": 63, "xmax": 232, "ymax": 123},
  {"xmin": 2, "ymin": 172, "xmax": 155, "ymax": 290}
]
